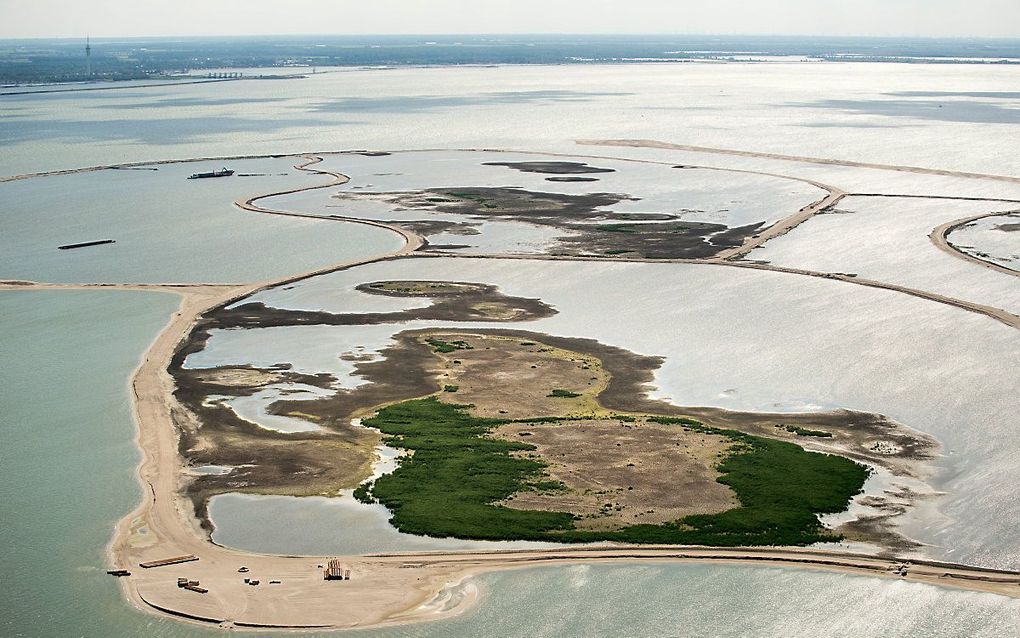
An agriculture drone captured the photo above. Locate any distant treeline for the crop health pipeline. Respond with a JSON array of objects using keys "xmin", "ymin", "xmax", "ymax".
[{"xmin": 3, "ymin": 34, "xmax": 1020, "ymax": 84}]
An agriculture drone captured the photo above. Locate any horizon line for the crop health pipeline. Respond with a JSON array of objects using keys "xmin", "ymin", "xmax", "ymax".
[{"xmin": 4, "ymin": 32, "xmax": 1020, "ymax": 42}]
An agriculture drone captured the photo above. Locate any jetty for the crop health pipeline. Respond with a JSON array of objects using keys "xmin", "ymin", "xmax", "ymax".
[{"xmin": 139, "ymin": 554, "xmax": 198, "ymax": 569}]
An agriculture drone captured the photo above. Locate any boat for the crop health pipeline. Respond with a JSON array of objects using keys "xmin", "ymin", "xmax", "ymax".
[
  {"xmin": 58, "ymin": 239, "xmax": 115, "ymax": 250},
  {"xmin": 187, "ymin": 168, "xmax": 234, "ymax": 179}
]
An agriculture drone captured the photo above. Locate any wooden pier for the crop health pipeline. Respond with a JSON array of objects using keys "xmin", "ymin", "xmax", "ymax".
[{"xmin": 139, "ymin": 554, "xmax": 198, "ymax": 569}]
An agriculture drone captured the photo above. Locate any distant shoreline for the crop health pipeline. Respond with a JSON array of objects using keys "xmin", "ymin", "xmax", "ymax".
[
  {"xmin": 4, "ymin": 56, "xmax": 1019, "ymax": 93},
  {"xmin": 5, "ymin": 32, "xmax": 1020, "ymax": 87}
]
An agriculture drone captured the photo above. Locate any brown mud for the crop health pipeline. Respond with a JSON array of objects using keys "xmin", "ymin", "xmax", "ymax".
[
  {"xmin": 482, "ymin": 160, "xmax": 616, "ymax": 175},
  {"xmin": 379, "ymin": 187, "xmax": 766, "ymax": 259}
]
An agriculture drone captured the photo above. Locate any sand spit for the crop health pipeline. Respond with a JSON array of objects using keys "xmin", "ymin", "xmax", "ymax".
[
  {"xmin": 714, "ymin": 187, "xmax": 846, "ymax": 259},
  {"xmin": 52, "ymin": 158, "xmax": 427, "ymax": 630},
  {"xmin": 578, "ymin": 139, "xmax": 1020, "ymax": 185},
  {"xmin": 932, "ymin": 210, "xmax": 1020, "ymax": 278},
  {"xmin": 416, "ymin": 251, "xmax": 1019, "ymax": 330},
  {"xmin": 116, "ymin": 545, "xmax": 1020, "ymax": 631}
]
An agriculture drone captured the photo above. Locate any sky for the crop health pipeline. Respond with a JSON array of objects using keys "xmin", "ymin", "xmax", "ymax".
[{"xmin": 1, "ymin": 0, "xmax": 1019, "ymax": 39}]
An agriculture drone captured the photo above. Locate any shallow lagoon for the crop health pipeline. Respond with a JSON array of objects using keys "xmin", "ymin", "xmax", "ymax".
[
  {"xmin": 750, "ymin": 196, "xmax": 1020, "ymax": 313},
  {"xmin": 262, "ymin": 150, "xmax": 824, "ymax": 254},
  {"xmin": 192, "ymin": 257, "xmax": 1020, "ymax": 567},
  {"xmin": 0, "ymin": 158, "xmax": 404, "ymax": 284},
  {"xmin": 214, "ymin": 382, "xmax": 331, "ymax": 434},
  {"xmin": 209, "ymin": 492, "xmax": 564, "ymax": 555},
  {"xmin": 948, "ymin": 212, "xmax": 1020, "ymax": 273}
]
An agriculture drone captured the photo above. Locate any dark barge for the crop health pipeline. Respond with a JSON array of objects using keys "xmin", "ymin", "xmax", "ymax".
[
  {"xmin": 58, "ymin": 239, "xmax": 115, "ymax": 250},
  {"xmin": 188, "ymin": 168, "xmax": 234, "ymax": 179}
]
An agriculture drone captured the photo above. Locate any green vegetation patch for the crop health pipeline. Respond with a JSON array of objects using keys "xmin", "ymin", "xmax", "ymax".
[
  {"xmin": 547, "ymin": 388, "xmax": 582, "ymax": 398},
  {"xmin": 782, "ymin": 424, "xmax": 834, "ymax": 438},
  {"xmin": 425, "ymin": 337, "xmax": 474, "ymax": 354},
  {"xmin": 361, "ymin": 398, "xmax": 574, "ymax": 539},
  {"xmin": 596, "ymin": 224, "xmax": 638, "ymax": 233},
  {"xmin": 359, "ymin": 399, "xmax": 868, "ymax": 546}
]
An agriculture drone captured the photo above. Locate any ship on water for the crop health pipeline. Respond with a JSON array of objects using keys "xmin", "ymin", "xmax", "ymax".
[{"xmin": 188, "ymin": 167, "xmax": 234, "ymax": 179}]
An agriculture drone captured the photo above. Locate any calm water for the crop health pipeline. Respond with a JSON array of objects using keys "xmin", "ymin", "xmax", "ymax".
[
  {"xmin": 270, "ymin": 150, "xmax": 822, "ymax": 228},
  {"xmin": 208, "ymin": 492, "xmax": 564, "ymax": 555},
  {"xmin": 4, "ymin": 63, "xmax": 1020, "ymax": 177},
  {"xmin": 358, "ymin": 563, "xmax": 1020, "ymax": 638},
  {"xmin": 0, "ymin": 159, "xmax": 404, "ymax": 284},
  {"xmin": 0, "ymin": 290, "xmax": 187, "ymax": 637},
  {"xmin": 751, "ymin": 196, "xmax": 1020, "ymax": 313},
  {"xmin": 258, "ymin": 150, "xmax": 823, "ymax": 255}
]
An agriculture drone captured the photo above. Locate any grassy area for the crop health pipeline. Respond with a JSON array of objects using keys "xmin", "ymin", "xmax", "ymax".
[
  {"xmin": 782, "ymin": 424, "xmax": 834, "ymax": 438},
  {"xmin": 596, "ymin": 224, "xmax": 638, "ymax": 233},
  {"xmin": 547, "ymin": 388, "xmax": 582, "ymax": 398},
  {"xmin": 361, "ymin": 398, "xmax": 574, "ymax": 538},
  {"xmin": 425, "ymin": 337, "xmax": 474, "ymax": 354},
  {"xmin": 363, "ymin": 281, "xmax": 479, "ymax": 296},
  {"xmin": 358, "ymin": 399, "xmax": 868, "ymax": 546}
]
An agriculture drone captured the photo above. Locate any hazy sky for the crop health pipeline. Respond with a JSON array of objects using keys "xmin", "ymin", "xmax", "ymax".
[{"xmin": 2, "ymin": 0, "xmax": 1019, "ymax": 39}]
